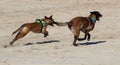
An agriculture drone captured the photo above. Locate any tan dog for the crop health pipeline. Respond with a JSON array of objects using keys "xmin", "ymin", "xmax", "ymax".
[
  {"xmin": 54, "ymin": 11, "xmax": 102, "ymax": 46},
  {"xmin": 10, "ymin": 15, "xmax": 55, "ymax": 46},
  {"xmin": 68, "ymin": 11, "xmax": 102, "ymax": 46}
]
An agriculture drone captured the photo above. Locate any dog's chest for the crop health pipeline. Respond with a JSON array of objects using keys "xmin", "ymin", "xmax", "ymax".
[
  {"xmin": 81, "ymin": 24, "xmax": 94, "ymax": 32},
  {"xmin": 86, "ymin": 25, "xmax": 94, "ymax": 30}
]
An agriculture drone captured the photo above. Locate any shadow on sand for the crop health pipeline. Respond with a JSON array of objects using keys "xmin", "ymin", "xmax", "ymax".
[
  {"xmin": 78, "ymin": 41, "xmax": 106, "ymax": 45},
  {"xmin": 24, "ymin": 40, "xmax": 60, "ymax": 46}
]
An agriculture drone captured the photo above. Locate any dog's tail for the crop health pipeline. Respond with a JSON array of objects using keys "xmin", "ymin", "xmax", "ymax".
[
  {"xmin": 53, "ymin": 21, "xmax": 72, "ymax": 30},
  {"xmin": 54, "ymin": 22, "xmax": 68, "ymax": 26},
  {"xmin": 12, "ymin": 24, "xmax": 25, "ymax": 35}
]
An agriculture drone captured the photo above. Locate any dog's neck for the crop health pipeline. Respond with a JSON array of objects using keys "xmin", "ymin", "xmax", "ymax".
[
  {"xmin": 88, "ymin": 14, "xmax": 97, "ymax": 23},
  {"xmin": 90, "ymin": 17, "xmax": 96, "ymax": 23}
]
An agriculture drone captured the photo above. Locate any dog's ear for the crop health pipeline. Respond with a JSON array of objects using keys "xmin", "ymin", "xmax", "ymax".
[
  {"xmin": 44, "ymin": 16, "xmax": 48, "ymax": 19},
  {"xmin": 49, "ymin": 15, "xmax": 53, "ymax": 19},
  {"xmin": 90, "ymin": 11, "xmax": 99, "ymax": 14},
  {"xmin": 90, "ymin": 11, "xmax": 96, "ymax": 14},
  {"xmin": 90, "ymin": 11, "xmax": 93, "ymax": 14}
]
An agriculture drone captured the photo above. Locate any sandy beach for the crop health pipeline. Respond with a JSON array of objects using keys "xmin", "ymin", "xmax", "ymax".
[{"xmin": 0, "ymin": 0, "xmax": 120, "ymax": 65}]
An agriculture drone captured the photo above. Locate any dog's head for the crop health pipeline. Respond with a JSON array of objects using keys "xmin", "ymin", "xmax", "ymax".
[
  {"xmin": 90, "ymin": 11, "xmax": 102, "ymax": 21},
  {"xmin": 44, "ymin": 15, "xmax": 55, "ymax": 26}
]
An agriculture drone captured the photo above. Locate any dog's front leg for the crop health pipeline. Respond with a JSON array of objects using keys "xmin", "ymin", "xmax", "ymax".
[
  {"xmin": 78, "ymin": 33, "xmax": 87, "ymax": 41},
  {"xmin": 42, "ymin": 27, "xmax": 49, "ymax": 37},
  {"xmin": 87, "ymin": 33, "xmax": 91, "ymax": 41}
]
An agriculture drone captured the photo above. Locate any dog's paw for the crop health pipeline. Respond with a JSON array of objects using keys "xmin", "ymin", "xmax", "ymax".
[
  {"xmin": 78, "ymin": 38, "xmax": 85, "ymax": 41},
  {"xmin": 73, "ymin": 44, "xmax": 78, "ymax": 46},
  {"xmin": 44, "ymin": 33, "xmax": 49, "ymax": 37}
]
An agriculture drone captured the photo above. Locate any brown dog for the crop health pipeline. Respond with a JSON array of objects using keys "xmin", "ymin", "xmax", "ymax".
[
  {"xmin": 67, "ymin": 11, "xmax": 102, "ymax": 46},
  {"xmin": 10, "ymin": 15, "xmax": 55, "ymax": 46}
]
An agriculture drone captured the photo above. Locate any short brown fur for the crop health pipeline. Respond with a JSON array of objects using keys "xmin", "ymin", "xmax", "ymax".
[
  {"xmin": 10, "ymin": 15, "xmax": 55, "ymax": 46},
  {"xmin": 68, "ymin": 11, "xmax": 102, "ymax": 46}
]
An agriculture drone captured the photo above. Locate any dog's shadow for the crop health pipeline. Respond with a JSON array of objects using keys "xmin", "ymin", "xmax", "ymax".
[
  {"xmin": 78, "ymin": 41, "xmax": 106, "ymax": 45},
  {"xmin": 24, "ymin": 40, "xmax": 60, "ymax": 46}
]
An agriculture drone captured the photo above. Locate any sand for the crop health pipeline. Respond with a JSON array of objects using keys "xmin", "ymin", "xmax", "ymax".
[{"xmin": 0, "ymin": 0, "xmax": 120, "ymax": 65}]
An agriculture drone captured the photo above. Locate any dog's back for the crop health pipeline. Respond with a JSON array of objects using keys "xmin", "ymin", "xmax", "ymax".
[{"xmin": 68, "ymin": 17, "xmax": 90, "ymax": 31}]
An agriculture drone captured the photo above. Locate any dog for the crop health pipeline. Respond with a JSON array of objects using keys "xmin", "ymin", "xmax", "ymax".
[
  {"xmin": 68, "ymin": 11, "xmax": 102, "ymax": 46},
  {"xmin": 10, "ymin": 15, "xmax": 55, "ymax": 46},
  {"xmin": 54, "ymin": 11, "xmax": 102, "ymax": 46}
]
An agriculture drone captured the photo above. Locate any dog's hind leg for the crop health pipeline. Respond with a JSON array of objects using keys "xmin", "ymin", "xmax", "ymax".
[
  {"xmin": 72, "ymin": 26, "xmax": 80, "ymax": 46},
  {"xmin": 10, "ymin": 27, "xmax": 30, "ymax": 46},
  {"xmin": 12, "ymin": 24, "xmax": 24, "ymax": 35},
  {"xmin": 73, "ymin": 34, "xmax": 79, "ymax": 46},
  {"xmin": 10, "ymin": 32, "xmax": 21, "ymax": 46}
]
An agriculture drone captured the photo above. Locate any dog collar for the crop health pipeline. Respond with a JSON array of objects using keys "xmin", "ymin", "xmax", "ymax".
[
  {"xmin": 90, "ymin": 17, "xmax": 96, "ymax": 23},
  {"xmin": 41, "ymin": 20, "xmax": 46, "ymax": 26},
  {"xmin": 35, "ymin": 19, "xmax": 46, "ymax": 26}
]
